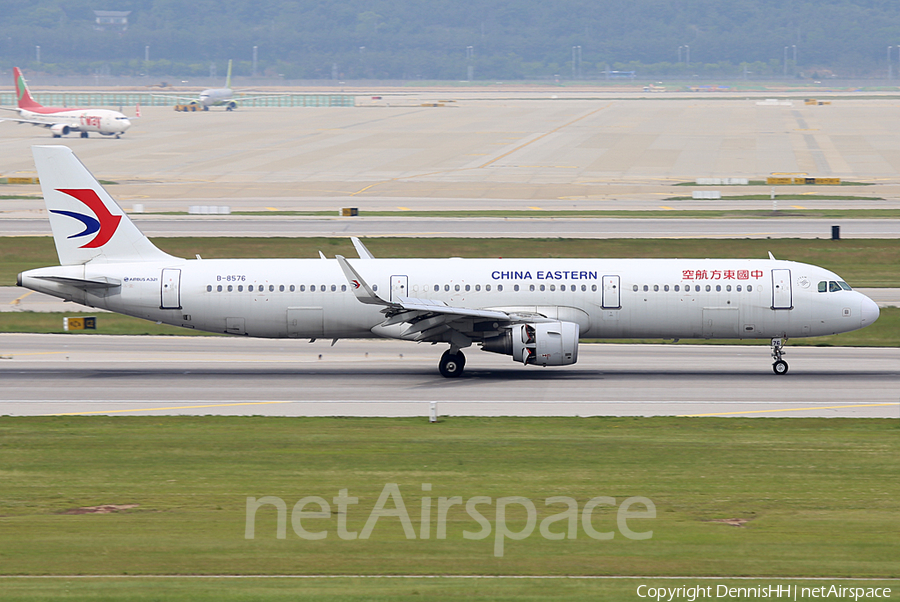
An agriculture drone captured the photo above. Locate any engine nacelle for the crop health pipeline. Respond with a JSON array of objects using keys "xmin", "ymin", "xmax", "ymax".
[
  {"xmin": 482, "ymin": 321, "xmax": 579, "ymax": 366},
  {"xmin": 50, "ymin": 124, "xmax": 70, "ymax": 137}
]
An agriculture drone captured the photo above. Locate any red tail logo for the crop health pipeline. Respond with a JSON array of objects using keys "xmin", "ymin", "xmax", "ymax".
[{"xmin": 49, "ymin": 189, "xmax": 122, "ymax": 248}]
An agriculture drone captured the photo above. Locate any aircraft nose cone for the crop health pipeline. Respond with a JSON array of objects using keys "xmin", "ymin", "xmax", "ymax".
[
  {"xmin": 120, "ymin": 119, "xmax": 132, "ymax": 131},
  {"xmin": 860, "ymin": 295, "xmax": 880, "ymax": 327}
]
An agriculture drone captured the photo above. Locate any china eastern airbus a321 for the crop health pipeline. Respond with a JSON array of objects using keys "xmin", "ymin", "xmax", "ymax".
[{"xmin": 18, "ymin": 146, "xmax": 880, "ymax": 377}]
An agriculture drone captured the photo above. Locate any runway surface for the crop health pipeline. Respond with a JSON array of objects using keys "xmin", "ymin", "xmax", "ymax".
[
  {"xmin": 4, "ymin": 98, "xmax": 900, "ymax": 213},
  {"xmin": 3, "ymin": 216, "xmax": 896, "ymax": 238},
  {"xmin": 2, "ymin": 334, "xmax": 897, "ymax": 418}
]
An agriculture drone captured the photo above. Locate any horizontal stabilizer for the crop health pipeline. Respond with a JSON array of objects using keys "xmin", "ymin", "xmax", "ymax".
[{"xmin": 34, "ymin": 275, "xmax": 121, "ymax": 290}]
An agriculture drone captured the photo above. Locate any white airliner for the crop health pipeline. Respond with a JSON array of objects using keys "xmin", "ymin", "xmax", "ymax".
[
  {"xmin": 17, "ymin": 146, "xmax": 880, "ymax": 377},
  {"xmin": 161, "ymin": 60, "xmax": 275, "ymax": 111},
  {"xmin": 0, "ymin": 68, "xmax": 132, "ymax": 138}
]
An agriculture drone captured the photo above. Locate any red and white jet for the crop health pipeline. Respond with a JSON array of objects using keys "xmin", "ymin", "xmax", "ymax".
[{"xmin": 0, "ymin": 67, "xmax": 132, "ymax": 138}]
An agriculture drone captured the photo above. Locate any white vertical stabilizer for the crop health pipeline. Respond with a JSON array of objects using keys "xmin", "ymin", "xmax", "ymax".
[{"xmin": 32, "ymin": 145, "xmax": 177, "ymax": 265}]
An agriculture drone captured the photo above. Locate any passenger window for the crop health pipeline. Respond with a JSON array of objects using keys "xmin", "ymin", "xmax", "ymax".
[
  {"xmin": 280, "ymin": 285, "xmax": 285, "ymax": 292},
  {"xmin": 207, "ymin": 285, "xmax": 212, "ymax": 292},
  {"xmin": 444, "ymin": 285, "xmax": 450, "ymax": 292},
  {"xmin": 465, "ymin": 284, "xmax": 470, "ymax": 292},
  {"xmin": 591, "ymin": 284, "xmax": 597, "ymax": 292},
  {"xmin": 373, "ymin": 284, "xmax": 378, "ymax": 291},
  {"xmin": 560, "ymin": 285, "xmax": 566, "ymax": 292},
  {"xmin": 454, "ymin": 284, "xmax": 460, "ymax": 292},
  {"xmin": 818, "ymin": 281, "xmax": 827, "ymax": 293},
  {"xmin": 513, "ymin": 284, "xmax": 519, "ymax": 291},
  {"xmin": 715, "ymin": 285, "xmax": 721, "ymax": 292},
  {"xmin": 726, "ymin": 285, "xmax": 731, "ymax": 292},
  {"xmin": 270, "ymin": 285, "xmax": 276, "ymax": 292},
  {"xmin": 643, "ymin": 285, "xmax": 649, "ymax": 292},
  {"xmin": 486, "ymin": 285, "xmax": 491, "ymax": 291},
  {"xmin": 476, "ymin": 284, "xmax": 481, "ymax": 291},
  {"xmin": 581, "ymin": 285, "xmax": 586, "ymax": 292},
  {"xmin": 311, "ymin": 285, "xmax": 316, "ymax": 292},
  {"xmin": 331, "ymin": 285, "xmax": 336, "ymax": 292},
  {"xmin": 747, "ymin": 285, "xmax": 753, "ymax": 292},
  {"xmin": 633, "ymin": 285, "xmax": 639, "ymax": 292},
  {"xmin": 540, "ymin": 284, "xmax": 546, "ymax": 292},
  {"xmin": 829, "ymin": 281, "xmax": 842, "ymax": 292},
  {"xmin": 498, "ymin": 285, "xmax": 503, "ymax": 291},
  {"xmin": 530, "ymin": 284, "xmax": 535, "ymax": 291},
  {"xmin": 705, "ymin": 285, "xmax": 711, "ymax": 292},
  {"xmin": 664, "ymin": 285, "xmax": 669, "ymax": 291},
  {"xmin": 550, "ymin": 284, "xmax": 556, "ymax": 291},
  {"xmin": 300, "ymin": 285, "xmax": 305, "ymax": 292},
  {"xmin": 290, "ymin": 285, "xmax": 295, "ymax": 292},
  {"xmin": 227, "ymin": 285, "xmax": 233, "ymax": 292},
  {"xmin": 434, "ymin": 284, "xmax": 439, "ymax": 291},
  {"xmin": 341, "ymin": 284, "xmax": 347, "ymax": 292},
  {"xmin": 217, "ymin": 285, "xmax": 223, "ymax": 292},
  {"xmin": 737, "ymin": 285, "xmax": 742, "ymax": 292},
  {"xmin": 238, "ymin": 285, "xmax": 243, "ymax": 292},
  {"xmin": 674, "ymin": 285, "xmax": 680, "ymax": 292},
  {"xmin": 695, "ymin": 285, "xmax": 701, "ymax": 292}
]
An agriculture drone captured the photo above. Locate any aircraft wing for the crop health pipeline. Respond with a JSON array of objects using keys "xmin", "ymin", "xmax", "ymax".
[
  {"xmin": 0, "ymin": 117, "xmax": 57, "ymax": 127},
  {"xmin": 336, "ymin": 255, "xmax": 552, "ymax": 343},
  {"xmin": 149, "ymin": 94, "xmax": 199, "ymax": 102}
]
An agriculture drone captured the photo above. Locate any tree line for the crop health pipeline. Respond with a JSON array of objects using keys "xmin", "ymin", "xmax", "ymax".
[{"xmin": 2, "ymin": 0, "xmax": 899, "ymax": 80}]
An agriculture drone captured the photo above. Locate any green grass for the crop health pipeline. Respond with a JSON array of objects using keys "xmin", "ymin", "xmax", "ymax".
[
  {"xmin": 156, "ymin": 208, "xmax": 900, "ymax": 218},
  {"xmin": 3, "ymin": 308, "xmax": 897, "ymax": 345},
  {"xmin": 0, "ymin": 417, "xmax": 897, "ymax": 581},
  {"xmin": 666, "ymin": 195, "xmax": 882, "ymax": 201},
  {"xmin": 1, "ymin": 577, "xmax": 898, "ymax": 602},
  {"xmin": 0, "ymin": 311, "xmax": 225, "ymax": 336},
  {"xmin": 4, "ymin": 237, "xmax": 900, "ymax": 287},
  {"xmin": 673, "ymin": 180, "xmax": 875, "ymax": 186}
]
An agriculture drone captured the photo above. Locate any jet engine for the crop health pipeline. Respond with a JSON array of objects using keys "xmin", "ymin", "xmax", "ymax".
[
  {"xmin": 50, "ymin": 124, "xmax": 70, "ymax": 137},
  {"xmin": 482, "ymin": 321, "xmax": 579, "ymax": 366}
]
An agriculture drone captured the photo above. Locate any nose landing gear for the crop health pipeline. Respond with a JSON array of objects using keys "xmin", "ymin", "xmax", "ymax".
[{"xmin": 771, "ymin": 338, "xmax": 788, "ymax": 375}]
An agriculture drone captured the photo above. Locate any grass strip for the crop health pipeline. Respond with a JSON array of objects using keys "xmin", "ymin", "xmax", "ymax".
[
  {"xmin": 0, "ymin": 417, "xmax": 897, "ymax": 579},
  {"xmin": 148, "ymin": 208, "xmax": 900, "ymax": 218},
  {"xmin": 0, "ymin": 577, "xmax": 897, "ymax": 602},
  {"xmin": 4, "ymin": 238, "xmax": 899, "ymax": 287},
  {"xmin": 666, "ymin": 195, "xmax": 881, "ymax": 201},
  {"xmin": 2, "ymin": 308, "xmax": 896, "ymax": 345}
]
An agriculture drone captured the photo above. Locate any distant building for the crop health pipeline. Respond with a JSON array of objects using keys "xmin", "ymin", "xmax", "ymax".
[{"xmin": 93, "ymin": 10, "xmax": 131, "ymax": 31}]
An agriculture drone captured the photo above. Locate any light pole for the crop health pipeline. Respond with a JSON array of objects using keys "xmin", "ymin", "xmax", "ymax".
[
  {"xmin": 784, "ymin": 46, "xmax": 788, "ymax": 77},
  {"xmin": 889, "ymin": 46, "xmax": 893, "ymax": 80},
  {"xmin": 792, "ymin": 45, "xmax": 796, "ymax": 76},
  {"xmin": 572, "ymin": 46, "xmax": 577, "ymax": 79},
  {"xmin": 466, "ymin": 46, "xmax": 474, "ymax": 81},
  {"xmin": 685, "ymin": 45, "xmax": 690, "ymax": 67}
]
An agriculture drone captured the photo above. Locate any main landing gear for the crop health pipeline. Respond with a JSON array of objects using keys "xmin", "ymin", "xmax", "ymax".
[
  {"xmin": 439, "ymin": 349, "xmax": 466, "ymax": 378},
  {"xmin": 771, "ymin": 338, "xmax": 788, "ymax": 375}
]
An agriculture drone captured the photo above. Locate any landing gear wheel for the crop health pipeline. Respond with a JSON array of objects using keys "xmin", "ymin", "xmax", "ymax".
[
  {"xmin": 770, "ymin": 337, "xmax": 789, "ymax": 375},
  {"xmin": 439, "ymin": 350, "xmax": 465, "ymax": 378},
  {"xmin": 80, "ymin": 132, "xmax": 89, "ymax": 138}
]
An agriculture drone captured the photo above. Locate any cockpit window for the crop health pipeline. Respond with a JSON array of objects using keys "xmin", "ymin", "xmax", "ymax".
[
  {"xmin": 829, "ymin": 281, "xmax": 842, "ymax": 292},
  {"xmin": 818, "ymin": 281, "xmax": 827, "ymax": 293},
  {"xmin": 838, "ymin": 281, "xmax": 852, "ymax": 291}
]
